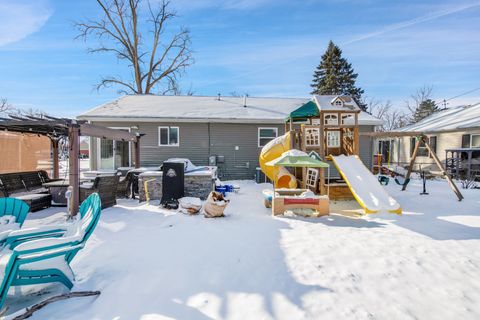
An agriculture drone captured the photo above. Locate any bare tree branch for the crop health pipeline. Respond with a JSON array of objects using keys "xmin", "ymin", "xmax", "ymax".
[
  {"xmin": 0, "ymin": 98, "xmax": 10, "ymax": 114},
  {"xmin": 368, "ymin": 98, "xmax": 409, "ymax": 131},
  {"xmin": 75, "ymin": 0, "xmax": 193, "ymax": 95}
]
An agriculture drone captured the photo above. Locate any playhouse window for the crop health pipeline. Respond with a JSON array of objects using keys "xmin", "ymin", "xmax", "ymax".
[
  {"xmin": 258, "ymin": 127, "xmax": 278, "ymax": 147},
  {"xmin": 158, "ymin": 126, "xmax": 179, "ymax": 146},
  {"xmin": 311, "ymin": 118, "xmax": 321, "ymax": 125},
  {"xmin": 305, "ymin": 128, "xmax": 321, "ymax": 146},
  {"xmin": 306, "ymin": 168, "xmax": 319, "ymax": 189},
  {"xmin": 324, "ymin": 114, "xmax": 338, "ymax": 126},
  {"xmin": 341, "ymin": 114, "xmax": 354, "ymax": 125},
  {"xmin": 327, "ymin": 131, "xmax": 340, "ymax": 148},
  {"xmin": 334, "ymin": 100, "xmax": 343, "ymax": 107}
]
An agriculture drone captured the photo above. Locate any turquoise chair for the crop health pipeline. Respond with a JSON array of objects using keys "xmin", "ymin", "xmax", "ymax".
[
  {"xmin": 3, "ymin": 194, "xmax": 97, "ymax": 248},
  {"xmin": 0, "ymin": 198, "xmax": 30, "ymax": 244},
  {"xmin": 0, "ymin": 198, "xmax": 29, "ymax": 227},
  {"xmin": 0, "ymin": 193, "xmax": 102, "ymax": 311}
]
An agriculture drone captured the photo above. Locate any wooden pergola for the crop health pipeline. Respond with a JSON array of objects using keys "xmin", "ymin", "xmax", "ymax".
[
  {"xmin": 361, "ymin": 131, "xmax": 464, "ymax": 201},
  {"xmin": 0, "ymin": 115, "xmax": 143, "ymax": 214}
]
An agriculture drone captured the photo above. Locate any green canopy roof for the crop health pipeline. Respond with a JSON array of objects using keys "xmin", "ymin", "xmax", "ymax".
[
  {"xmin": 286, "ymin": 101, "xmax": 319, "ymax": 122},
  {"xmin": 266, "ymin": 155, "xmax": 329, "ymax": 168}
]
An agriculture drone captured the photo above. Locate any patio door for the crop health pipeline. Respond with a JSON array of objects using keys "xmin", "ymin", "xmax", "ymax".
[{"xmin": 98, "ymin": 128, "xmax": 131, "ymax": 170}]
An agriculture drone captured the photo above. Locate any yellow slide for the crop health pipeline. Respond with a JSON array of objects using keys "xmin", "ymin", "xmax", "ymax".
[{"xmin": 259, "ymin": 133, "xmax": 297, "ymax": 188}]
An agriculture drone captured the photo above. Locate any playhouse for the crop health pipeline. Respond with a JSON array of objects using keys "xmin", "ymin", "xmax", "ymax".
[{"xmin": 259, "ymin": 95, "xmax": 403, "ymax": 215}]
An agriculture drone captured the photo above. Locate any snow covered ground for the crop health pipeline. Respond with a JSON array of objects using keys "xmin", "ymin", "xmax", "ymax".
[{"xmin": 13, "ymin": 178, "xmax": 480, "ymax": 319}]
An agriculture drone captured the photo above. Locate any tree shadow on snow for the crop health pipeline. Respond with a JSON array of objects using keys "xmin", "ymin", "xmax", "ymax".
[
  {"xmin": 49, "ymin": 201, "xmax": 330, "ymax": 320},
  {"xmin": 385, "ymin": 182, "xmax": 480, "ymax": 241}
]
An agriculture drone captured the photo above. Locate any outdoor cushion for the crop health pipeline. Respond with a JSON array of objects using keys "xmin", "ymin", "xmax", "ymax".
[{"xmin": 12, "ymin": 193, "xmax": 50, "ymax": 201}]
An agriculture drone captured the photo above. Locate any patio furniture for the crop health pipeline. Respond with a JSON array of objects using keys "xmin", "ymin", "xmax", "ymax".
[
  {"xmin": 0, "ymin": 193, "xmax": 102, "ymax": 311},
  {"xmin": 0, "ymin": 198, "xmax": 30, "ymax": 243},
  {"xmin": 43, "ymin": 180, "xmax": 70, "ymax": 206},
  {"xmin": 80, "ymin": 175, "xmax": 119, "ymax": 209},
  {"xmin": 0, "ymin": 171, "xmax": 54, "ymax": 212}
]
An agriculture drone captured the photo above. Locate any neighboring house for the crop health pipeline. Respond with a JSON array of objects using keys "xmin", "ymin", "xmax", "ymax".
[
  {"xmin": 77, "ymin": 95, "xmax": 382, "ymax": 180},
  {"xmin": 80, "ymin": 139, "xmax": 90, "ymax": 158},
  {"xmin": 380, "ymin": 103, "xmax": 480, "ymax": 177}
]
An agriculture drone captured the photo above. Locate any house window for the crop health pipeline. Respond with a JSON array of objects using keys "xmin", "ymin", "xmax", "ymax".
[
  {"xmin": 334, "ymin": 100, "xmax": 343, "ymax": 107},
  {"xmin": 327, "ymin": 131, "xmax": 340, "ymax": 148},
  {"xmin": 305, "ymin": 128, "xmax": 320, "ymax": 147},
  {"xmin": 306, "ymin": 168, "xmax": 319, "ymax": 189},
  {"xmin": 471, "ymin": 134, "xmax": 480, "ymax": 148},
  {"xmin": 324, "ymin": 114, "xmax": 339, "ymax": 126},
  {"xmin": 158, "ymin": 126, "xmax": 179, "ymax": 146},
  {"xmin": 258, "ymin": 127, "xmax": 278, "ymax": 147},
  {"xmin": 410, "ymin": 136, "xmax": 436, "ymax": 157}
]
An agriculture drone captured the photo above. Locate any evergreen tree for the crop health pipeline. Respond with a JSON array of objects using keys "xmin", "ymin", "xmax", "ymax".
[
  {"xmin": 412, "ymin": 98, "xmax": 439, "ymax": 123},
  {"xmin": 311, "ymin": 41, "xmax": 366, "ymax": 110}
]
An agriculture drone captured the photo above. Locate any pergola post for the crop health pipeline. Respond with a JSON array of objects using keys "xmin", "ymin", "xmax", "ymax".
[
  {"xmin": 68, "ymin": 125, "xmax": 80, "ymax": 216},
  {"xmin": 134, "ymin": 134, "xmax": 141, "ymax": 169},
  {"xmin": 51, "ymin": 138, "xmax": 59, "ymax": 179}
]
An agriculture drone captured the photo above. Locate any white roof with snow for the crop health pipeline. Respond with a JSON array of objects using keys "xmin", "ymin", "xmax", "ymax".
[
  {"xmin": 313, "ymin": 94, "xmax": 361, "ymax": 111},
  {"xmin": 399, "ymin": 103, "xmax": 480, "ymax": 133},
  {"xmin": 78, "ymin": 95, "xmax": 381, "ymax": 125}
]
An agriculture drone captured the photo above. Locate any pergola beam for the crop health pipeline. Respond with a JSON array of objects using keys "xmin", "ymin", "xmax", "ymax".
[{"xmin": 0, "ymin": 117, "xmax": 144, "ymax": 215}]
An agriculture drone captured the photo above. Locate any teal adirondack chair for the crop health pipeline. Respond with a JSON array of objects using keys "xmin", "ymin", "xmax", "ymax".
[
  {"xmin": 0, "ymin": 198, "xmax": 30, "ymax": 243},
  {"xmin": 0, "ymin": 198, "xmax": 29, "ymax": 227},
  {"xmin": 0, "ymin": 193, "xmax": 102, "ymax": 311}
]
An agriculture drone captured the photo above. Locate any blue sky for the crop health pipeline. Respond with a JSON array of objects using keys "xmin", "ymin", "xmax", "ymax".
[{"xmin": 0, "ymin": 0, "xmax": 479, "ymax": 117}]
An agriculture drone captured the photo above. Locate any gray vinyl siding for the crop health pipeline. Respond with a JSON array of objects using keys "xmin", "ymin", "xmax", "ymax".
[
  {"xmin": 89, "ymin": 121, "xmax": 284, "ymax": 180},
  {"xmin": 209, "ymin": 123, "xmax": 285, "ymax": 180},
  {"xmin": 88, "ymin": 120, "xmax": 375, "ymax": 180}
]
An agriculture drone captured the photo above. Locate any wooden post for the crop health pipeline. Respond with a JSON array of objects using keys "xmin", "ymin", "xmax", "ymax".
[
  {"xmin": 134, "ymin": 135, "xmax": 141, "ymax": 169},
  {"xmin": 319, "ymin": 112, "xmax": 324, "ymax": 158},
  {"xmin": 403, "ymin": 137, "xmax": 421, "ymax": 191},
  {"xmin": 424, "ymin": 139, "xmax": 464, "ymax": 201},
  {"xmin": 68, "ymin": 125, "xmax": 80, "ymax": 216},
  {"xmin": 51, "ymin": 139, "xmax": 59, "ymax": 179},
  {"xmin": 319, "ymin": 167, "xmax": 326, "ymax": 195},
  {"xmin": 353, "ymin": 113, "xmax": 359, "ymax": 155}
]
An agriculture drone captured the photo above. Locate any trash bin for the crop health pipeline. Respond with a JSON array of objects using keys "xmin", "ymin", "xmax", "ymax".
[{"xmin": 255, "ymin": 167, "xmax": 267, "ymax": 184}]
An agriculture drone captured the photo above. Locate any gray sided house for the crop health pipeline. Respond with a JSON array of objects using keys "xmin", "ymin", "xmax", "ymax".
[{"xmin": 78, "ymin": 95, "xmax": 382, "ymax": 180}]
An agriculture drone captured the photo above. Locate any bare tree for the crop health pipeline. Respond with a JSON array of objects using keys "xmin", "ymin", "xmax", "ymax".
[
  {"xmin": 76, "ymin": 0, "xmax": 193, "ymax": 94},
  {"xmin": 405, "ymin": 85, "xmax": 433, "ymax": 115},
  {"xmin": 368, "ymin": 98, "xmax": 408, "ymax": 131},
  {"xmin": 0, "ymin": 98, "xmax": 10, "ymax": 114}
]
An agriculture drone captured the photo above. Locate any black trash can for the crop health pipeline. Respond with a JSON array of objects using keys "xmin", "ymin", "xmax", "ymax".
[{"xmin": 161, "ymin": 162, "xmax": 185, "ymax": 208}]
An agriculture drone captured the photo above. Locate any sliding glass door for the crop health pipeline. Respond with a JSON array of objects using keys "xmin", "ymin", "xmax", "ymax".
[{"xmin": 98, "ymin": 128, "xmax": 131, "ymax": 170}]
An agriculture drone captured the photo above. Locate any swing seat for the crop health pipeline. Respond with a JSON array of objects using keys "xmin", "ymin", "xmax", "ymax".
[
  {"xmin": 394, "ymin": 177, "xmax": 410, "ymax": 187},
  {"xmin": 378, "ymin": 175, "xmax": 389, "ymax": 186}
]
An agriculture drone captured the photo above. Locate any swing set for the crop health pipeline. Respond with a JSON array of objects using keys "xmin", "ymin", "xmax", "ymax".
[{"xmin": 362, "ymin": 131, "xmax": 464, "ymax": 201}]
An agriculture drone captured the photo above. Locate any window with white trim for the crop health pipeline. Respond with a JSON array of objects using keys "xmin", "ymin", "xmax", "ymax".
[
  {"xmin": 306, "ymin": 168, "xmax": 319, "ymax": 189},
  {"xmin": 311, "ymin": 118, "xmax": 321, "ymax": 125},
  {"xmin": 472, "ymin": 134, "xmax": 480, "ymax": 148},
  {"xmin": 341, "ymin": 114, "xmax": 354, "ymax": 125},
  {"xmin": 327, "ymin": 131, "xmax": 340, "ymax": 148},
  {"xmin": 305, "ymin": 128, "xmax": 320, "ymax": 147},
  {"xmin": 334, "ymin": 99, "xmax": 343, "ymax": 107},
  {"xmin": 258, "ymin": 127, "xmax": 278, "ymax": 147},
  {"xmin": 158, "ymin": 126, "xmax": 179, "ymax": 146},
  {"xmin": 324, "ymin": 114, "xmax": 339, "ymax": 126}
]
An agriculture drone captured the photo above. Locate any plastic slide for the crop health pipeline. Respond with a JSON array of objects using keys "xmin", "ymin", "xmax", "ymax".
[
  {"xmin": 259, "ymin": 133, "xmax": 297, "ymax": 189},
  {"xmin": 331, "ymin": 155, "xmax": 402, "ymax": 214}
]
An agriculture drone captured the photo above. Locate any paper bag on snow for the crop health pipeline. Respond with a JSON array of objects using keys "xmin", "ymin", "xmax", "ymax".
[{"xmin": 204, "ymin": 191, "xmax": 230, "ymax": 218}]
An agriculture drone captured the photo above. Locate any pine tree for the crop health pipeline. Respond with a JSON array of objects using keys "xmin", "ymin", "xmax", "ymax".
[
  {"xmin": 311, "ymin": 41, "xmax": 366, "ymax": 110},
  {"xmin": 412, "ymin": 98, "xmax": 439, "ymax": 123}
]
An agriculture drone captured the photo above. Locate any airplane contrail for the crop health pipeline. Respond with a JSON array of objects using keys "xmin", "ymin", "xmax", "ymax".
[{"xmin": 343, "ymin": 2, "xmax": 480, "ymax": 45}]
